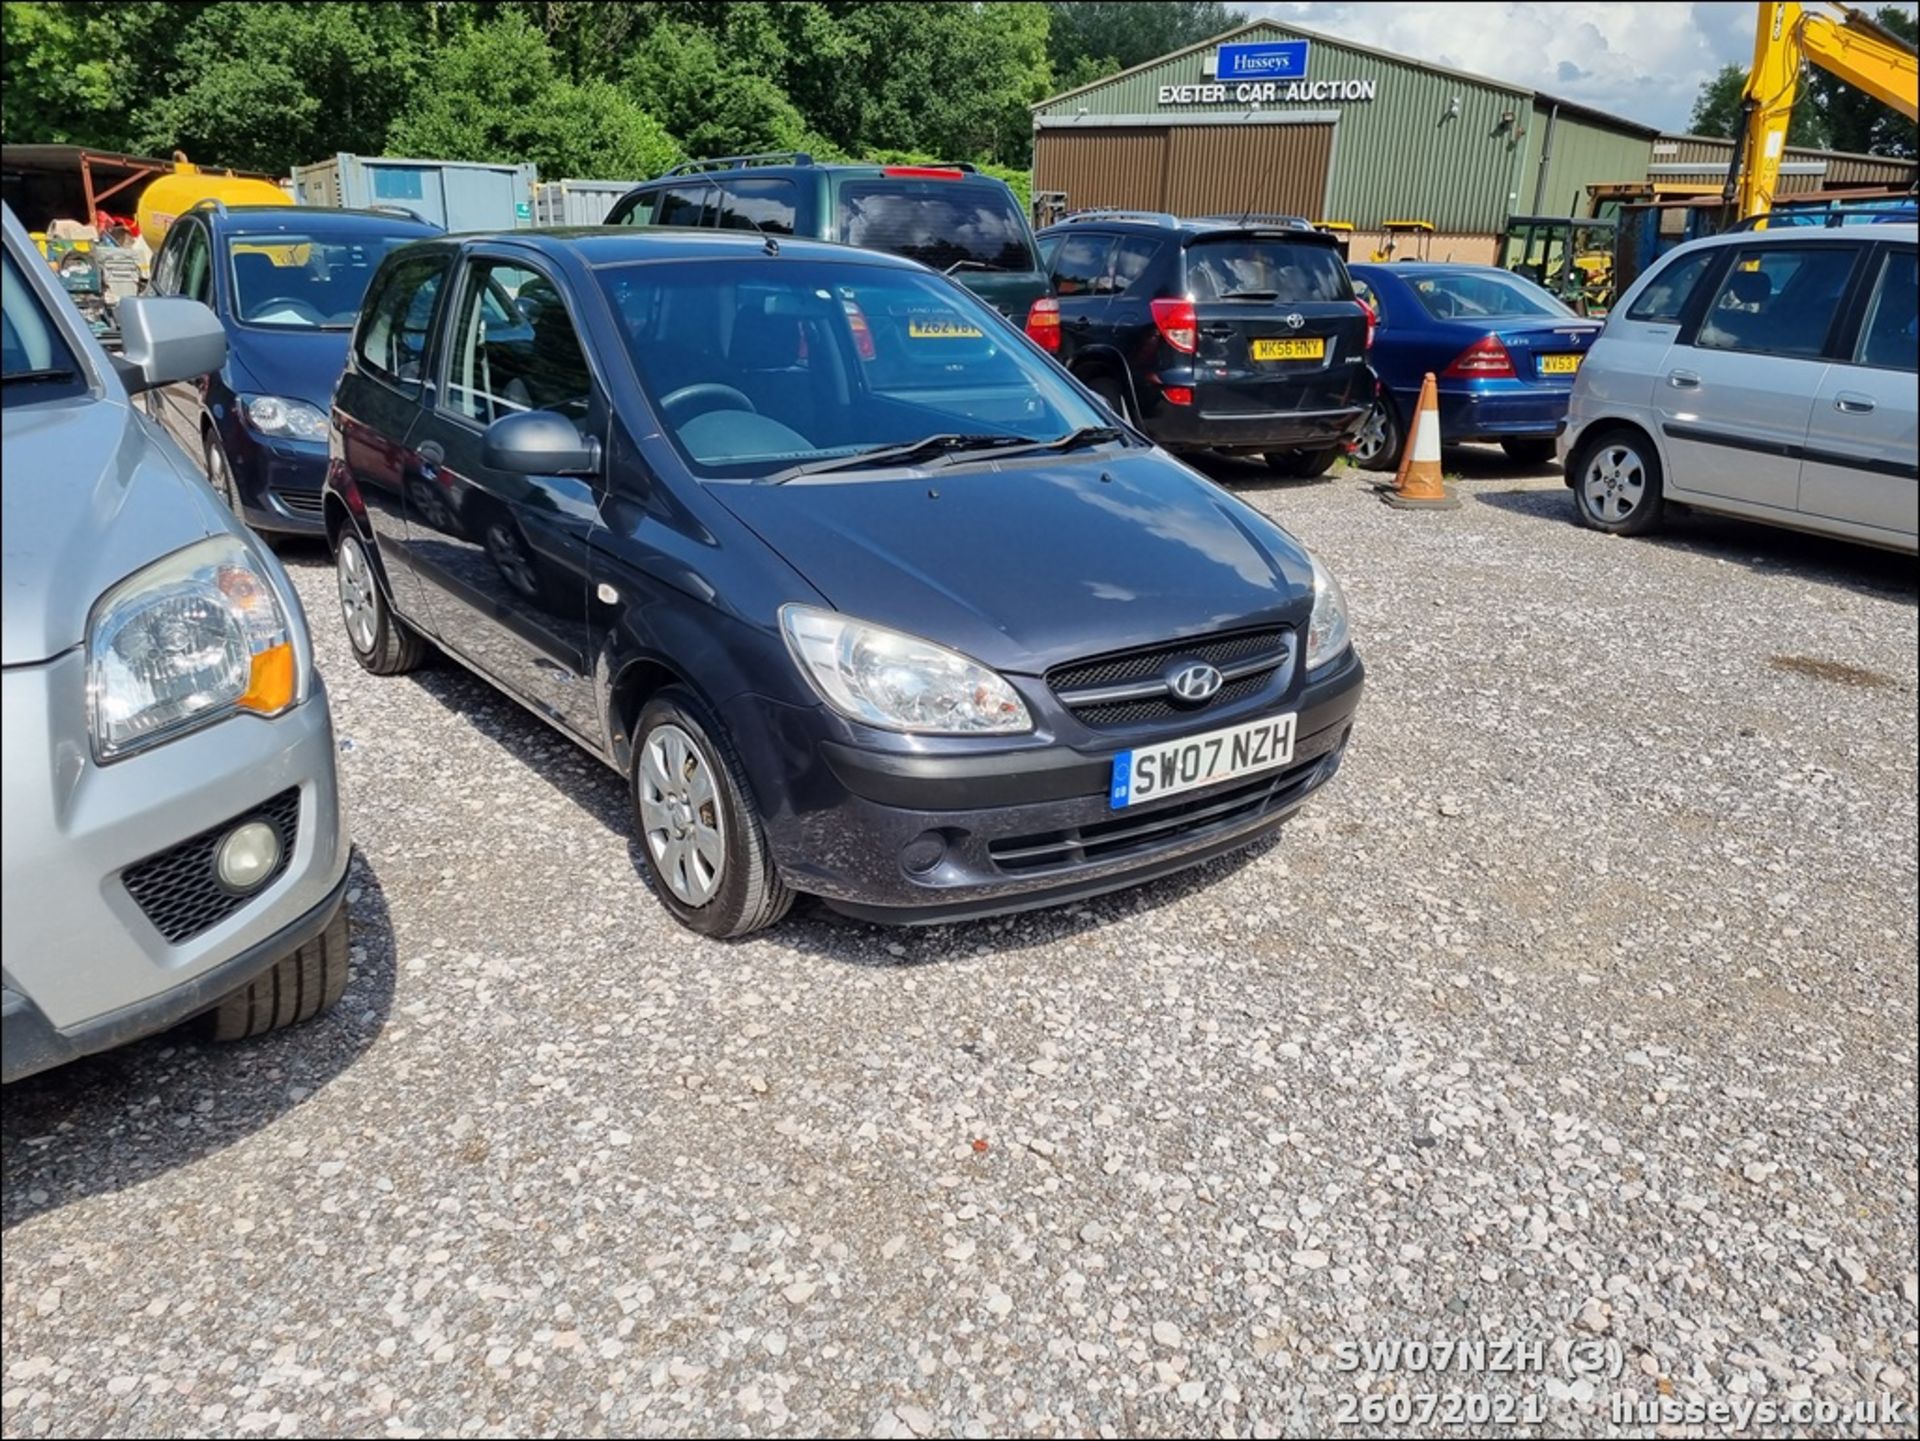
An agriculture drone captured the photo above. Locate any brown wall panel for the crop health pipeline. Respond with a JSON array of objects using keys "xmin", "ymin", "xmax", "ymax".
[
  {"xmin": 1164, "ymin": 124, "xmax": 1332, "ymax": 218},
  {"xmin": 1033, "ymin": 129, "xmax": 1169, "ymax": 211}
]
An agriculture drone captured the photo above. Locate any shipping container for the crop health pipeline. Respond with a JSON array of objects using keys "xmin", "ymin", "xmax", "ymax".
[
  {"xmin": 532, "ymin": 179, "xmax": 638, "ymax": 227},
  {"xmin": 291, "ymin": 154, "xmax": 538, "ymax": 232}
]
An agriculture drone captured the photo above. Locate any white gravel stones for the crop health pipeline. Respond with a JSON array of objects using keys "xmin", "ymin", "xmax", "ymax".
[{"xmin": 2, "ymin": 453, "xmax": 1914, "ymax": 1438}]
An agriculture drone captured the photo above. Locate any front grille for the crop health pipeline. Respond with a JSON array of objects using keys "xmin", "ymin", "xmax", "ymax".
[
  {"xmin": 121, "ymin": 788, "xmax": 301, "ymax": 944},
  {"xmin": 989, "ymin": 752, "xmax": 1326, "ymax": 875},
  {"xmin": 273, "ymin": 489, "xmax": 325, "ymax": 517},
  {"xmin": 1047, "ymin": 627, "xmax": 1292, "ymax": 730}
]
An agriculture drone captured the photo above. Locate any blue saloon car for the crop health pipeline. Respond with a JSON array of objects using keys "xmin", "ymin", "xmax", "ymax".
[{"xmin": 1347, "ymin": 262, "xmax": 1600, "ymax": 469}]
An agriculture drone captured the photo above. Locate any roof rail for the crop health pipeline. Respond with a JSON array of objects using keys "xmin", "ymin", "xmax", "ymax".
[
  {"xmin": 663, "ymin": 151, "xmax": 815, "ymax": 177},
  {"xmin": 366, "ymin": 203, "xmax": 430, "ymax": 225},
  {"xmin": 1196, "ymin": 212, "xmax": 1314, "ymax": 230},
  {"xmin": 1061, "ymin": 208, "xmax": 1180, "ymax": 228}
]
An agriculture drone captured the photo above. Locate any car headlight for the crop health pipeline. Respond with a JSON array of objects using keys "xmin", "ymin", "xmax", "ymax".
[
  {"xmin": 781, "ymin": 604, "xmax": 1032, "ymax": 735},
  {"xmin": 88, "ymin": 535, "xmax": 304, "ymax": 762},
  {"xmin": 1305, "ymin": 553, "xmax": 1352, "ymax": 673},
  {"xmin": 238, "ymin": 393, "xmax": 328, "ymax": 442}
]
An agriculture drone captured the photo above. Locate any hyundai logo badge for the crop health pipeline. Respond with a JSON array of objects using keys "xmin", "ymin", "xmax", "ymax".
[{"xmin": 1167, "ymin": 662, "xmax": 1224, "ymax": 702}]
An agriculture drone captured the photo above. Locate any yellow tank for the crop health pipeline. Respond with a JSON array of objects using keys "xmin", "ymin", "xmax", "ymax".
[{"xmin": 138, "ymin": 157, "xmax": 289, "ymax": 246}]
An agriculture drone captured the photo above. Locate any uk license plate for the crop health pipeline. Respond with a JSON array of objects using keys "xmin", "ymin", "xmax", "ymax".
[
  {"xmin": 1108, "ymin": 713, "xmax": 1297, "ymax": 809},
  {"xmin": 1252, "ymin": 337, "xmax": 1324, "ymax": 362},
  {"xmin": 1539, "ymin": 353, "xmax": 1582, "ymax": 375}
]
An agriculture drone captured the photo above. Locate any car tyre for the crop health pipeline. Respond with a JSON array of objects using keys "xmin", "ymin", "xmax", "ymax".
[
  {"xmin": 336, "ymin": 528, "xmax": 429, "ymax": 675},
  {"xmin": 205, "ymin": 905, "xmax": 350, "ymax": 1042},
  {"xmin": 632, "ymin": 687, "xmax": 794, "ymax": 938},
  {"xmin": 204, "ymin": 431, "xmax": 243, "ymax": 519},
  {"xmin": 1350, "ymin": 398, "xmax": 1403, "ymax": 472},
  {"xmin": 1264, "ymin": 447, "xmax": 1340, "ymax": 479},
  {"xmin": 1501, "ymin": 437, "xmax": 1558, "ymax": 466},
  {"xmin": 1572, "ymin": 425, "xmax": 1665, "ymax": 537},
  {"xmin": 1084, "ymin": 372, "xmax": 1134, "ymax": 424}
]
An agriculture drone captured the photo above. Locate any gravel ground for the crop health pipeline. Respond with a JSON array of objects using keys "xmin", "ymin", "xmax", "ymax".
[{"xmin": 4, "ymin": 450, "xmax": 1916, "ymax": 1439}]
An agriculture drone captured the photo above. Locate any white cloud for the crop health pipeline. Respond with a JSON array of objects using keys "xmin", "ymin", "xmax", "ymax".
[{"xmin": 1244, "ymin": 2, "xmax": 1913, "ymax": 132}]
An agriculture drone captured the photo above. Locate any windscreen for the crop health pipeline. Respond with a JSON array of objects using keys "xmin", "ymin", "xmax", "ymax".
[
  {"xmin": 835, "ymin": 182, "xmax": 1035, "ymax": 274},
  {"xmin": 1407, "ymin": 270, "xmax": 1571, "ymax": 320},
  {"xmin": 228, "ymin": 232, "xmax": 419, "ymax": 329},
  {"xmin": 1186, "ymin": 238, "xmax": 1351, "ymax": 302},
  {"xmin": 596, "ymin": 258, "xmax": 1103, "ymax": 479}
]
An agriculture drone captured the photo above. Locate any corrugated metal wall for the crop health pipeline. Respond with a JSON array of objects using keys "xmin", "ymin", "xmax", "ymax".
[
  {"xmin": 1165, "ymin": 125, "xmax": 1332, "ymax": 215},
  {"xmin": 1035, "ymin": 21, "xmax": 1542, "ymax": 233},
  {"xmin": 1649, "ymin": 134, "xmax": 1917, "ymax": 192},
  {"xmin": 1521, "ymin": 106, "xmax": 1655, "ymax": 215},
  {"xmin": 1033, "ymin": 129, "xmax": 1169, "ymax": 210}
]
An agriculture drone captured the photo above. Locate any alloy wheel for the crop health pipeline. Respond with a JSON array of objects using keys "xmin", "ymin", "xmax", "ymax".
[
  {"xmin": 337, "ymin": 535, "xmax": 379, "ymax": 656},
  {"xmin": 1583, "ymin": 443, "xmax": 1647, "ymax": 523},
  {"xmin": 637, "ymin": 723, "xmax": 727, "ymax": 906}
]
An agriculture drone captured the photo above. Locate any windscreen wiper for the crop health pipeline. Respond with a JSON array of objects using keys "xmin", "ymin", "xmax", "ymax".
[
  {"xmin": 1, "ymin": 367, "xmax": 78, "ymax": 385},
  {"xmin": 766, "ymin": 432, "xmax": 1030, "ymax": 483},
  {"xmin": 1219, "ymin": 289, "xmax": 1281, "ymax": 301},
  {"xmin": 941, "ymin": 424, "xmax": 1130, "ymax": 465},
  {"xmin": 944, "ymin": 259, "xmax": 996, "ymax": 275}
]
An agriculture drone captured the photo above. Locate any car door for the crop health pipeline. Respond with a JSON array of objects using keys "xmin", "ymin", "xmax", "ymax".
[
  {"xmin": 405, "ymin": 251, "xmax": 605, "ymax": 741},
  {"xmin": 335, "ymin": 248, "xmax": 453, "ymax": 625},
  {"xmin": 1048, "ymin": 232, "xmax": 1116, "ymax": 369},
  {"xmin": 1799, "ymin": 243, "xmax": 1918, "ymax": 544},
  {"xmin": 1659, "ymin": 241, "xmax": 1862, "ymax": 514},
  {"xmin": 144, "ymin": 215, "xmax": 215, "ymax": 458}
]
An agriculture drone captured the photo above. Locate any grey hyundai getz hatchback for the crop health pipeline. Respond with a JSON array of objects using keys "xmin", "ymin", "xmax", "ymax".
[{"xmin": 2, "ymin": 203, "xmax": 351, "ymax": 1083}]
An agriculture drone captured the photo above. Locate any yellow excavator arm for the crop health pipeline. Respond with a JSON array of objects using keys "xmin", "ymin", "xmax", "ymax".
[{"xmin": 1733, "ymin": 1, "xmax": 1919, "ymax": 221}]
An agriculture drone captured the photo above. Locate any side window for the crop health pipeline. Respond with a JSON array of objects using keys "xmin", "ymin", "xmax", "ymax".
[
  {"xmin": 1037, "ymin": 234, "xmax": 1062, "ymax": 273},
  {"xmin": 150, "ymin": 226, "xmax": 183, "ymax": 295},
  {"xmin": 356, "ymin": 255, "xmax": 447, "ymax": 389},
  {"xmin": 1853, "ymin": 248, "xmax": 1917, "ymax": 372},
  {"xmin": 654, "ymin": 184, "xmax": 717, "ymax": 230},
  {"xmin": 608, "ymin": 188, "xmax": 661, "ymax": 227},
  {"xmin": 1626, "ymin": 250, "xmax": 1715, "ymax": 324},
  {"xmin": 1111, "ymin": 236, "xmax": 1159, "ymax": 295},
  {"xmin": 1053, "ymin": 234, "xmax": 1114, "ymax": 298},
  {"xmin": 444, "ymin": 260, "xmax": 593, "ymax": 425},
  {"xmin": 714, "ymin": 178, "xmax": 798, "ymax": 235},
  {"xmin": 1693, "ymin": 245, "xmax": 1859, "ymax": 358},
  {"xmin": 175, "ymin": 222, "xmax": 212, "ymax": 305}
]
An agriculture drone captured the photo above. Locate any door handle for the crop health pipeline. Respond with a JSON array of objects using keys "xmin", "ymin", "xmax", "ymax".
[
  {"xmin": 1666, "ymin": 370, "xmax": 1700, "ymax": 390},
  {"xmin": 1834, "ymin": 392, "xmax": 1876, "ymax": 415},
  {"xmin": 1069, "ymin": 314, "xmax": 1091, "ymax": 328}
]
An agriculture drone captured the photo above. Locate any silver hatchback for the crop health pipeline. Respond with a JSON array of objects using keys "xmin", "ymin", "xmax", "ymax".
[
  {"xmin": 1, "ymin": 203, "xmax": 351, "ymax": 1083},
  {"xmin": 1559, "ymin": 224, "xmax": 1917, "ymax": 554}
]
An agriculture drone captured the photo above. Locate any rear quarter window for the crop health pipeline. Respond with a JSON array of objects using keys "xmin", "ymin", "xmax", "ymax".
[
  {"xmin": 1186, "ymin": 239, "xmax": 1350, "ymax": 302},
  {"xmin": 1626, "ymin": 249, "xmax": 1715, "ymax": 323},
  {"xmin": 836, "ymin": 181, "xmax": 1035, "ymax": 273}
]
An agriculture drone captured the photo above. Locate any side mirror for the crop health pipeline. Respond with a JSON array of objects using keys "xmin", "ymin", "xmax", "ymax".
[
  {"xmin": 482, "ymin": 409, "xmax": 601, "ymax": 476},
  {"xmin": 111, "ymin": 297, "xmax": 227, "ymax": 394}
]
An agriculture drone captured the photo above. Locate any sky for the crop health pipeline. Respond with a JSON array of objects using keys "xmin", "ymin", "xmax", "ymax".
[{"xmin": 1248, "ymin": 2, "xmax": 1917, "ymax": 132}]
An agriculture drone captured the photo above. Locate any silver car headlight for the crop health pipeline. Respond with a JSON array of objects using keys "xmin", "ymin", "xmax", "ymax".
[
  {"xmin": 1305, "ymin": 553, "xmax": 1352, "ymax": 674},
  {"xmin": 87, "ymin": 535, "xmax": 306, "ymax": 762},
  {"xmin": 781, "ymin": 604, "xmax": 1032, "ymax": 735},
  {"xmin": 238, "ymin": 393, "xmax": 328, "ymax": 441}
]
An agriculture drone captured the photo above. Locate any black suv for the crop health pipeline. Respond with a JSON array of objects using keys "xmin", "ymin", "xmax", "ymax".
[
  {"xmin": 605, "ymin": 153, "xmax": 1049, "ymax": 323},
  {"xmin": 1033, "ymin": 212, "xmax": 1374, "ymax": 477}
]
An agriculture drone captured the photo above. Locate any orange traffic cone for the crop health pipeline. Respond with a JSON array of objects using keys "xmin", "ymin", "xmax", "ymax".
[{"xmin": 1380, "ymin": 372, "xmax": 1459, "ymax": 511}]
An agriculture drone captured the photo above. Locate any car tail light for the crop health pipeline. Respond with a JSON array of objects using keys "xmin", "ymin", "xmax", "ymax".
[
  {"xmin": 883, "ymin": 166, "xmax": 963, "ymax": 179},
  {"xmin": 1162, "ymin": 385, "xmax": 1193, "ymax": 406},
  {"xmin": 1444, "ymin": 334, "xmax": 1515, "ymax": 378},
  {"xmin": 1025, "ymin": 296, "xmax": 1060, "ymax": 353},
  {"xmin": 1151, "ymin": 297, "xmax": 1198, "ymax": 354},
  {"xmin": 842, "ymin": 299, "xmax": 876, "ymax": 361},
  {"xmin": 1356, "ymin": 298, "xmax": 1377, "ymax": 350}
]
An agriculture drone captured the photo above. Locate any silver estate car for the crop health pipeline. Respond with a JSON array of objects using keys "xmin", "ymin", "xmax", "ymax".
[
  {"xmin": 2, "ymin": 203, "xmax": 350, "ymax": 1083},
  {"xmin": 1560, "ymin": 223, "xmax": 1917, "ymax": 554}
]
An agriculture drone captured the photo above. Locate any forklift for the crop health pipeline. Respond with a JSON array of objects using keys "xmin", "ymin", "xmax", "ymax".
[
  {"xmin": 1370, "ymin": 219, "xmax": 1434, "ymax": 262},
  {"xmin": 1499, "ymin": 214, "xmax": 1620, "ymax": 313}
]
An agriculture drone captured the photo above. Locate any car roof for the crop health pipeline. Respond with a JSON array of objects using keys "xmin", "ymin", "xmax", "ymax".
[
  {"xmin": 424, "ymin": 225, "xmax": 931, "ymax": 272},
  {"xmin": 1350, "ymin": 261, "xmax": 1512, "ymax": 275},
  {"xmin": 1676, "ymin": 221, "xmax": 1917, "ymax": 250},
  {"xmin": 1037, "ymin": 213, "xmax": 1332, "ymax": 244},
  {"xmin": 210, "ymin": 205, "xmax": 442, "ymax": 236}
]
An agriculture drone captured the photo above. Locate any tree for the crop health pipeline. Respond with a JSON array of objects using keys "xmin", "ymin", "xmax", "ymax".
[
  {"xmin": 1687, "ymin": 62, "xmax": 1826, "ymax": 147},
  {"xmin": 621, "ymin": 18, "xmax": 810, "ymax": 158},
  {"xmin": 2, "ymin": 2, "xmax": 207, "ymax": 152},
  {"xmin": 1806, "ymin": 4, "xmax": 1917, "ymax": 157},
  {"xmin": 1045, "ymin": 1, "xmax": 1244, "ymax": 89},
  {"xmin": 388, "ymin": 12, "xmax": 680, "ymax": 181}
]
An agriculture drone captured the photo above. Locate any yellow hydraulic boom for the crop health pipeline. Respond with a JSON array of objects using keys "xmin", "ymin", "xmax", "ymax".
[{"xmin": 1731, "ymin": 2, "xmax": 1919, "ymax": 221}]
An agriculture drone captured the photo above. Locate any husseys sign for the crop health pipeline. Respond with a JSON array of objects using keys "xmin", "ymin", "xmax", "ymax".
[{"xmin": 1156, "ymin": 38, "xmax": 1380, "ymax": 107}]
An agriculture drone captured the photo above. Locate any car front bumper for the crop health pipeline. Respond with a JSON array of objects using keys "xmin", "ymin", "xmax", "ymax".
[
  {"xmin": 727, "ymin": 650, "xmax": 1364, "ymax": 923},
  {"xmin": 220, "ymin": 415, "xmax": 329, "ymax": 535},
  {"xmin": 2, "ymin": 655, "xmax": 349, "ymax": 1082}
]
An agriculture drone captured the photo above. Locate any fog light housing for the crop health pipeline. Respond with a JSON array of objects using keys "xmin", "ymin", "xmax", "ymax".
[
  {"xmin": 900, "ymin": 831, "xmax": 948, "ymax": 876},
  {"xmin": 215, "ymin": 820, "xmax": 282, "ymax": 893}
]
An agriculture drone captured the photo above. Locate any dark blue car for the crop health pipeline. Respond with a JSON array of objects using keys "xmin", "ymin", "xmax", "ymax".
[
  {"xmin": 144, "ymin": 203, "xmax": 442, "ymax": 535},
  {"xmin": 1347, "ymin": 262, "xmax": 1601, "ymax": 469},
  {"xmin": 325, "ymin": 229, "xmax": 1366, "ymax": 935}
]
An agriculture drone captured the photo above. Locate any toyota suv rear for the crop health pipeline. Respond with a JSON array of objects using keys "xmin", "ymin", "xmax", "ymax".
[
  {"xmin": 1034, "ymin": 213, "xmax": 1374, "ymax": 477},
  {"xmin": 604, "ymin": 153, "xmax": 1049, "ymax": 322}
]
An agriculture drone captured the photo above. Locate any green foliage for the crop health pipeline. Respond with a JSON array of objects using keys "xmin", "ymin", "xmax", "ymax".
[
  {"xmin": 1045, "ymin": 1, "xmax": 1245, "ymax": 86},
  {"xmin": 1687, "ymin": 62, "xmax": 1824, "ymax": 147},
  {"xmin": 621, "ymin": 18, "xmax": 809, "ymax": 160},
  {"xmin": 2, "ymin": 1, "xmax": 201, "ymax": 151},
  {"xmin": 388, "ymin": 13, "xmax": 680, "ymax": 181}
]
